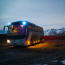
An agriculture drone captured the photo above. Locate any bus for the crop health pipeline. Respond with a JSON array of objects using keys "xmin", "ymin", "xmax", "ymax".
[{"xmin": 4, "ymin": 20, "xmax": 44, "ymax": 46}]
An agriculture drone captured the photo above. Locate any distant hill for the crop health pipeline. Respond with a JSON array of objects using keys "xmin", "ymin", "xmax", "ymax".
[{"xmin": 44, "ymin": 28, "xmax": 65, "ymax": 36}]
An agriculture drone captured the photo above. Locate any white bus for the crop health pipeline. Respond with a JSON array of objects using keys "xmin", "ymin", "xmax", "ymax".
[{"xmin": 4, "ymin": 20, "xmax": 44, "ymax": 46}]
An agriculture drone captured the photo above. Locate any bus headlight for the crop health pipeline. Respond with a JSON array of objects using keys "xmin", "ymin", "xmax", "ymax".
[{"xmin": 7, "ymin": 40, "xmax": 11, "ymax": 43}]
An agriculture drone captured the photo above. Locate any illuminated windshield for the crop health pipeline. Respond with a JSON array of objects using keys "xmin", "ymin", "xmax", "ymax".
[{"xmin": 8, "ymin": 24, "xmax": 25, "ymax": 35}]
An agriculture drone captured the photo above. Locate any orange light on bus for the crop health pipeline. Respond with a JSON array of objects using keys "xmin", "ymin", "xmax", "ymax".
[
  {"xmin": 27, "ymin": 40, "xmax": 30, "ymax": 45},
  {"xmin": 35, "ymin": 41, "xmax": 37, "ymax": 43},
  {"xmin": 33, "ymin": 41, "xmax": 36, "ymax": 44},
  {"xmin": 36, "ymin": 40, "xmax": 38, "ymax": 43},
  {"xmin": 38, "ymin": 40, "xmax": 39, "ymax": 42}
]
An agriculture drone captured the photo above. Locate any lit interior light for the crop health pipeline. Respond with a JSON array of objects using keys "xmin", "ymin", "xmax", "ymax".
[
  {"xmin": 10, "ymin": 25, "xmax": 13, "ymax": 29},
  {"xmin": 20, "ymin": 25, "xmax": 24, "ymax": 28}
]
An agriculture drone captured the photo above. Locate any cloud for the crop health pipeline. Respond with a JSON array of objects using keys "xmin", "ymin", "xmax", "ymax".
[{"xmin": 0, "ymin": 0, "xmax": 65, "ymax": 29}]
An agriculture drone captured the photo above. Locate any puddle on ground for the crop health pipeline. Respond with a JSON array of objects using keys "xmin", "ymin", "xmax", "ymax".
[
  {"xmin": 31, "ymin": 59, "xmax": 65, "ymax": 65},
  {"xmin": 43, "ymin": 64, "xmax": 48, "ymax": 65},
  {"xmin": 31, "ymin": 64, "xmax": 48, "ymax": 65},
  {"xmin": 61, "ymin": 60, "xmax": 65, "ymax": 65},
  {"xmin": 51, "ymin": 60, "xmax": 58, "ymax": 62}
]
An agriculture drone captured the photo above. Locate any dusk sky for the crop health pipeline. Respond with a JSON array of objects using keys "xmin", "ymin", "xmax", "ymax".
[{"xmin": 0, "ymin": 0, "xmax": 65, "ymax": 30}]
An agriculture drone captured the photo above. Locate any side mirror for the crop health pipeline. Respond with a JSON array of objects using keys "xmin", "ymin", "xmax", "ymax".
[{"xmin": 3, "ymin": 26, "xmax": 8, "ymax": 32}]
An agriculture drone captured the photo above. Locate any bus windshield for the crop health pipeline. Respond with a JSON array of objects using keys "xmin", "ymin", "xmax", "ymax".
[{"xmin": 8, "ymin": 24, "xmax": 26, "ymax": 35}]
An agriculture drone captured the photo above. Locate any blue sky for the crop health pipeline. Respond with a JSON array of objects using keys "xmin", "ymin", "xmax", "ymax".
[{"xmin": 0, "ymin": 0, "xmax": 65, "ymax": 30}]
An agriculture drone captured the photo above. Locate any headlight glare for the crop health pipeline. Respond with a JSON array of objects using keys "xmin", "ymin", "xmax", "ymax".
[{"xmin": 7, "ymin": 40, "xmax": 11, "ymax": 43}]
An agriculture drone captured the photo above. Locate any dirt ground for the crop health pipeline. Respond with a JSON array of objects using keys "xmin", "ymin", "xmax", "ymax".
[{"xmin": 0, "ymin": 40, "xmax": 65, "ymax": 65}]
